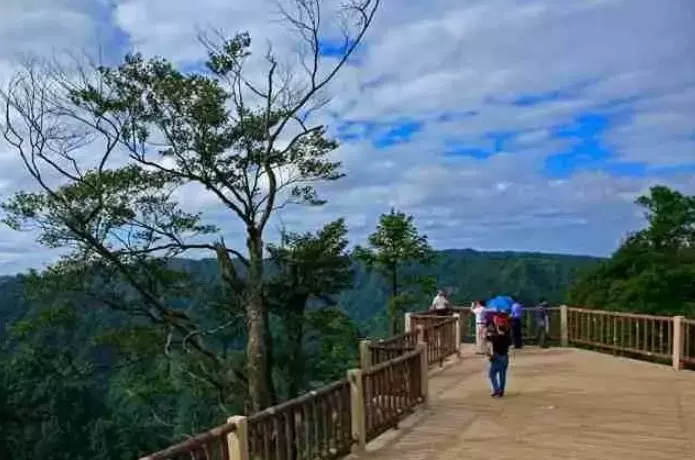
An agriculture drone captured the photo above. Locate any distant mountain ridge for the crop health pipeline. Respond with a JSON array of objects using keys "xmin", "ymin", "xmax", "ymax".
[{"xmin": 0, "ymin": 249, "xmax": 602, "ymax": 336}]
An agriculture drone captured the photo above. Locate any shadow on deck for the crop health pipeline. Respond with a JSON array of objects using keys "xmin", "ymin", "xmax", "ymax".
[{"xmin": 353, "ymin": 346, "xmax": 695, "ymax": 460}]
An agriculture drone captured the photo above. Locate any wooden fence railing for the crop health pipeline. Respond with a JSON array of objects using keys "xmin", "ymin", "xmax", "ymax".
[
  {"xmin": 362, "ymin": 349, "xmax": 424, "ymax": 441},
  {"xmin": 139, "ymin": 420, "xmax": 239, "ymax": 460},
  {"xmin": 682, "ymin": 318, "xmax": 695, "ymax": 366},
  {"xmin": 567, "ymin": 308, "xmax": 674, "ymax": 360},
  {"xmin": 420, "ymin": 317, "xmax": 459, "ymax": 366},
  {"xmin": 140, "ymin": 310, "xmax": 458, "ymax": 460},
  {"xmin": 366, "ymin": 330, "xmax": 420, "ymax": 367},
  {"xmin": 140, "ymin": 305, "xmax": 693, "ymax": 460},
  {"xmin": 246, "ymin": 379, "xmax": 352, "ymax": 460},
  {"xmin": 565, "ymin": 308, "xmax": 695, "ymax": 370}
]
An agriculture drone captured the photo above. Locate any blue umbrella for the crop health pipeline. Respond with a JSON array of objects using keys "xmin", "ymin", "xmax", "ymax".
[{"xmin": 487, "ymin": 295, "xmax": 513, "ymax": 313}]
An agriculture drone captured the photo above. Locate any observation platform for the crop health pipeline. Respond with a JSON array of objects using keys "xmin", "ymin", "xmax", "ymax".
[{"xmin": 356, "ymin": 345, "xmax": 695, "ymax": 460}]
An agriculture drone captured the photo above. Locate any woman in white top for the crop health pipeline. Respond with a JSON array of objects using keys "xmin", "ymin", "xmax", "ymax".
[
  {"xmin": 470, "ymin": 299, "xmax": 488, "ymax": 355},
  {"xmin": 430, "ymin": 289, "xmax": 451, "ymax": 316}
]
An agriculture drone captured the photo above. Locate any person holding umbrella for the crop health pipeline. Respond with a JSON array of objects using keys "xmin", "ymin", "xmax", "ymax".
[
  {"xmin": 485, "ymin": 295, "xmax": 512, "ymax": 335},
  {"xmin": 487, "ymin": 295, "xmax": 513, "ymax": 314}
]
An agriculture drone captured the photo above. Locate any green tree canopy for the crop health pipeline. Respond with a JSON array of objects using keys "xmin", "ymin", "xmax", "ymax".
[
  {"xmin": 1, "ymin": 0, "xmax": 381, "ymax": 411},
  {"xmin": 266, "ymin": 218, "xmax": 354, "ymax": 398},
  {"xmin": 569, "ymin": 185, "xmax": 695, "ymax": 316},
  {"xmin": 355, "ymin": 208, "xmax": 434, "ymax": 334}
]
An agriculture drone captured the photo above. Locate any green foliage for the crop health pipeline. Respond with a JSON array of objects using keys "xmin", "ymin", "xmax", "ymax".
[
  {"xmin": 635, "ymin": 185, "xmax": 695, "ymax": 250},
  {"xmin": 0, "ymin": 299, "xmax": 167, "ymax": 460},
  {"xmin": 267, "ymin": 219, "xmax": 353, "ymax": 300},
  {"xmin": 569, "ymin": 186, "xmax": 695, "ymax": 316},
  {"xmin": 304, "ymin": 307, "xmax": 360, "ymax": 385},
  {"xmin": 2, "ymin": 0, "xmax": 380, "ymax": 411},
  {"xmin": 355, "ymin": 208, "xmax": 434, "ymax": 334},
  {"xmin": 355, "ymin": 208, "xmax": 434, "ymax": 290},
  {"xmin": 266, "ymin": 219, "xmax": 354, "ymax": 398}
]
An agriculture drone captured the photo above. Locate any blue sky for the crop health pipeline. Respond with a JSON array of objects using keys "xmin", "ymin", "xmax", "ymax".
[{"xmin": 0, "ymin": 0, "xmax": 694, "ymax": 274}]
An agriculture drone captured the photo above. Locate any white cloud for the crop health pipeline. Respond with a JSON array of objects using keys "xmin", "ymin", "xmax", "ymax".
[{"xmin": 0, "ymin": 0, "xmax": 694, "ymax": 274}]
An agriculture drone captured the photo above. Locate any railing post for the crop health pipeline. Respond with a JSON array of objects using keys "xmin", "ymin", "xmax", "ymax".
[
  {"xmin": 453, "ymin": 313, "xmax": 462, "ymax": 357},
  {"xmin": 673, "ymin": 316, "xmax": 684, "ymax": 371},
  {"xmin": 416, "ymin": 324, "xmax": 426, "ymax": 360},
  {"xmin": 226, "ymin": 416, "xmax": 249, "ymax": 460},
  {"xmin": 560, "ymin": 304, "xmax": 569, "ymax": 347},
  {"xmin": 359, "ymin": 339, "xmax": 372, "ymax": 370},
  {"xmin": 416, "ymin": 341, "xmax": 429, "ymax": 408},
  {"xmin": 404, "ymin": 312, "xmax": 412, "ymax": 333},
  {"xmin": 347, "ymin": 369, "xmax": 366, "ymax": 451}
]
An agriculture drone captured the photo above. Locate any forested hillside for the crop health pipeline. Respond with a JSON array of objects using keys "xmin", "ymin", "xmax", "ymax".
[
  {"xmin": 569, "ymin": 186, "xmax": 695, "ymax": 317},
  {"xmin": 341, "ymin": 249, "xmax": 600, "ymax": 331},
  {"xmin": 0, "ymin": 249, "xmax": 599, "ymax": 337}
]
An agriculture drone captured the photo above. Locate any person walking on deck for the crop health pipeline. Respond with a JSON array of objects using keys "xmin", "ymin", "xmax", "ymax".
[
  {"xmin": 510, "ymin": 297, "xmax": 524, "ymax": 349},
  {"xmin": 486, "ymin": 316, "xmax": 512, "ymax": 398},
  {"xmin": 471, "ymin": 300, "xmax": 487, "ymax": 355},
  {"xmin": 536, "ymin": 299, "xmax": 550, "ymax": 348}
]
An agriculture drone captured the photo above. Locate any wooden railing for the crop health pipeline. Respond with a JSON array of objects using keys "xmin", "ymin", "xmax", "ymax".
[
  {"xmin": 362, "ymin": 349, "xmax": 424, "ymax": 441},
  {"xmin": 567, "ymin": 308, "xmax": 674, "ymax": 360},
  {"xmin": 140, "ymin": 309, "xmax": 459, "ymax": 460},
  {"xmin": 246, "ymin": 379, "xmax": 352, "ymax": 460},
  {"xmin": 139, "ymin": 420, "xmax": 239, "ymax": 460},
  {"xmin": 367, "ymin": 330, "xmax": 420, "ymax": 367},
  {"xmin": 420, "ymin": 317, "xmax": 459, "ymax": 366},
  {"xmin": 683, "ymin": 318, "xmax": 695, "ymax": 366},
  {"xmin": 140, "ymin": 305, "xmax": 693, "ymax": 460},
  {"xmin": 409, "ymin": 313, "xmax": 452, "ymax": 331}
]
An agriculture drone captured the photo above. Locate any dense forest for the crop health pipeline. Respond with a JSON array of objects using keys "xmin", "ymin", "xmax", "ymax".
[
  {"xmin": 0, "ymin": 248, "xmax": 601, "ymax": 337},
  {"xmin": 569, "ymin": 185, "xmax": 695, "ymax": 317}
]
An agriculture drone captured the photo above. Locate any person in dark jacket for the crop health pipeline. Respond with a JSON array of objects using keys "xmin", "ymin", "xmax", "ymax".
[
  {"xmin": 486, "ymin": 318, "xmax": 512, "ymax": 397},
  {"xmin": 510, "ymin": 296, "xmax": 524, "ymax": 349},
  {"xmin": 536, "ymin": 299, "xmax": 550, "ymax": 348}
]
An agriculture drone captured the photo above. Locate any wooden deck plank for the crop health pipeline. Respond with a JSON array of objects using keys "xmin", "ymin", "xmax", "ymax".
[{"xmin": 355, "ymin": 346, "xmax": 695, "ymax": 460}]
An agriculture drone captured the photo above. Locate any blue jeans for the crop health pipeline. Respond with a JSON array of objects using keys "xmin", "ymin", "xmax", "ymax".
[{"xmin": 489, "ymin": 354, "xmax": 509, "ymax": 394}]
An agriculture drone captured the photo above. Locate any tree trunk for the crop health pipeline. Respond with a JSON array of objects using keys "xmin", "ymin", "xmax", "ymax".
[
  {"xmin": 285, "ymin": 304, "xmax": 306, "ymax": 399},
  {"xmin": 389, "ymin": 264, "xmax": 399, "ymax": 336},
  {"xmin": 263, "ymin": 307, "xmax": 278, "ymax": 406},
  {"xmin": 246, "ymin": 227, "xmax": 268, "ymax": 412}
]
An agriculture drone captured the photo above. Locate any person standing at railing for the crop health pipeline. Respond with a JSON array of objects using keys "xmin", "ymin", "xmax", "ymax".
[
  {"xmin": 486, "ymin": 316, "xmax": 512, "ymax": 398},
  {"xmin": 536, "ymin": 299, "xmax": 550, "ymax": 348},
  {"xmin": 470, "ymin": 299, "xmax": 488, "ymax": 355},
  {"xmin": 510, "ymin": 297, "xmax": 524, "ymax": 349},
  {"xmin": 430, "ymin": 289, "xmax": 451, "ymax": 316}
]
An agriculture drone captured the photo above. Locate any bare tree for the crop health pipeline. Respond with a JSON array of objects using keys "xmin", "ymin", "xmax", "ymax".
[{"xmin": 1, "ymin": 0, "xmax": 380, "ymax": 412}]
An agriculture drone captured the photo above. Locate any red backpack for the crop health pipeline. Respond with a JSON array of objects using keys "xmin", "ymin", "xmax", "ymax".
[{"xmin": 492, "ymin": 312, "xmax": 510, "ymax": 329}]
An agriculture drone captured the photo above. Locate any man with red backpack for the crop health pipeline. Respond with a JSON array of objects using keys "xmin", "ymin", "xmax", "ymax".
[
  {"xmin": 492, "ymin": 311, "xmax": 511, "ymax": 329},
  {"xmin": 486, "ymin": 313, "xmax": 512, "ymax": 398},
  {"xmin": 485, "ymin": 310, "xmax": 510, "ymax": 332}
]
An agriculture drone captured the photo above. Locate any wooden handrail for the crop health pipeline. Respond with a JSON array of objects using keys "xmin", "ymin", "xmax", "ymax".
[
  {"xmin": 568, "ymin": 307, "xmax": 673, "ymax": 321},
  {"xmin": 364, "ymin": 348, "xmax": 422, "ymax": 375},
  {"xmin": 138, "ymin": 421, "xmax": 238, "ymax": 460},
  {"xmin": 682, "ymin": 319, "xmax": 695, "ymax": 366}
]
